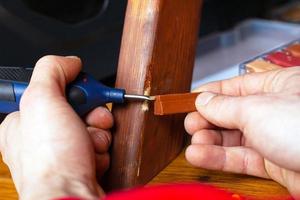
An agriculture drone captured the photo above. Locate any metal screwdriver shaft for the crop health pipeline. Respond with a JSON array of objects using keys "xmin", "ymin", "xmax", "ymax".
[{"xmin": 124, "ymin": 94, "xmax": 155, "ymax": 101}]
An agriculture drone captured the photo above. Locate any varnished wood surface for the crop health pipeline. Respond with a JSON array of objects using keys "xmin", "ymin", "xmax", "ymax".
[
  {"xmin": 0, "ymin": 156, "xmax": 18, "ymax": 200},
  {"xmin": 150, "ymin": 150, "xmax": 291, "ymax": 200},
  {"xmin": 106, "ymin": 0, "xmax": 203, "ymax": 190}
]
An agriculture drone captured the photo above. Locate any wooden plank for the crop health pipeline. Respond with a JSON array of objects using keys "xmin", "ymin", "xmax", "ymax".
[
  {"xmin": 0, "ymin": 157, "xmax": 11, "ymax": 179},
  {"xmin": 150, "ymin": 150, "xmax": 290, "ymax": 200},
  {"xmin": 0, "ymin": 178, "xmax": 17, "ymax": 200},
  {"xmin": 154, "ymin": 93, "xmax": 200, "ymax": 115},
  {"xmin": 105, "ymin": 0, "xmax": 202, "ymax": 190}
]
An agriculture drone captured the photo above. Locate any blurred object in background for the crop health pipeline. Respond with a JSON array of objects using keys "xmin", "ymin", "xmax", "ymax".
[
  {"xmin": 270, "ymin": 1, "xmax": 300, "ymax": 23},
  {"xmin": 0, "ymin": 0, "xmax": 295, "ymax": 85},
  {"xmin": 199, "ymin": 0, "xmax": 290, "ymax": 36},
  {"xmin": 23, "ymin": 0, "xmax": 108, "ymax": 24},
  {"xmin": 0, "ymin": 0, "xmax": 126, "ymax": 82}
]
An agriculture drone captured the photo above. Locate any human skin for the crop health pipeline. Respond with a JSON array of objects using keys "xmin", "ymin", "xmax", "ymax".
[
  {"xmin": 0, "ymin": 56, "xmax": 113, "ymax": 199},
  {"xmin": 184, "ymin": 67, "xmax": 300, "ymax": 198}
]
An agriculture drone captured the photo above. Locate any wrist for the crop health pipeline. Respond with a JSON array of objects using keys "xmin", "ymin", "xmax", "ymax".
[{"xmin": 19, "ymin": 172, "xmax": 102, "ymax": 200}]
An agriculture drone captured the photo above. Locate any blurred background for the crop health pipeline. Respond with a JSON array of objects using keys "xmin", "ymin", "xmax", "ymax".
[{"xmin": 0, "ymin": 0, "xmax": 297, "ymax": 85}]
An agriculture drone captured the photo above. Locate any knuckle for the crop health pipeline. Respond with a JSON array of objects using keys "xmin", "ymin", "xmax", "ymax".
[
  {"xmin": 1, "ymin": 112, "xmax": 19, "ymax": 129},
  {"xmin": 21, "ymin": 85, "xmax": 39, "ymax": 102},
  {"xmin": 20, "ymin": 85, "xmax": 49, "ymax": 109},
  {"xmin": 34, "ymin": 56, "xmax": 66, "ymax": 87},
  {"xmin": 102, "ymin": 130, "xmax": 112, "ymax": 145},
  {"xmin": 242, "ymin": 149, "xmax": 249, "ymax": 174},
  {"xmin": 208, "ymin": 95, "xmax": 226, "ymax": 113},
  {"xmin": 0, "ymin": 112, "xmax": 18, "ymax": 152},
  {"xmin": 36, "ymin": 55, "xmax": 59, "ymax": 67},
  {"xmin": 191, "ymin": 131, "xmax": 204, "ymax": 144},
  {"xmin": 4, "ymin": 112, "xmax": 19, "ymax": 122},
  {"xmin": 94, "ymin": 129, "xmax": 112, "ymax": 146},
  {"xmin": 184, "ymin": 112, "xmax": 196, "ymax": 134},
  {"xmin": 35, "ymin": 55, "xmax": 63, "ymax": 75}
]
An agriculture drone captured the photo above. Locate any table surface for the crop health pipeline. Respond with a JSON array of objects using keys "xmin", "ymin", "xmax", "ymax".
[
  {"xmin": 150, "ymin": 151, "xmax": 290, "ymax": 199},
  {"xmin": 0, "ymin": 151, "xmax": 290, "ymax": 200}
]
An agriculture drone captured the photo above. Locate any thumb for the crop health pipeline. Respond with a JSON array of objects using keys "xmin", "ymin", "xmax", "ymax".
[
  {"xmin": 29, "ymin": 56, "xmax": 82, "ymax": 94},
  {"xmin": 29, "ymin": 55, "xmax": 82, "ymax": 96},
  {"xmin": 20, "ymin": 55, "xmax": 82, "ymax": 111},
  {"xmin": 195, "ymin": 92, "xmax": 250, "ymax": 130}
]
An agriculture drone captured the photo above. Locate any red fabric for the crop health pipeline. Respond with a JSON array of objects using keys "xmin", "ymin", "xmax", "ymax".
[
  {"xmin": 54, "ymin": 183, "xmax": 294, "ymax": 200},
  {"xmin": 105, "ymin": 183, "xmax": 243, "ymax": 200}
]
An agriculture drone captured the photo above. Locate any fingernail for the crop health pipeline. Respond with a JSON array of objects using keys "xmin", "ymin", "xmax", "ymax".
[
  {"xmin": 65, "ymin": 55, "xmax": 80, "ymax": 60},
  {"xmin": 196, "ymin": 92, "xmax": 217, "ymax": 106}
]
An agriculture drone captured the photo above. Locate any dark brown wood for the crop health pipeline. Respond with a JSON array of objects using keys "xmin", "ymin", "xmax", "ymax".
[
  {"xmin": 106, "ymin": 0, "xmax": 202, "ymax": 190},
  {"xmin": 154, "ymin": 93, "xmax": 200, "ymax": 116}
]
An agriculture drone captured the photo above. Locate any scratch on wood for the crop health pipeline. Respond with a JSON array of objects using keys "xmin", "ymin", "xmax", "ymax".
[
  {"xmin": 141, "ymin": 87, "xmax": 151, "ymax": 112},
  {"xmin": 137, "ymin": 165, "xmax": 141, "ymax": 177},
  {"xmin": 141, "ymin": 101, "xmax": 149, "ymax": 112}
]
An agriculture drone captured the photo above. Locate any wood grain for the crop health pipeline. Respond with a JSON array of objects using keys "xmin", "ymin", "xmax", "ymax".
[
  {"xmin": 0, "ymin": 178, "xmax": 17, "ymax": 200},
  {"xmin": 105, "ymin": 0, "xmax": 202, "ymax": 190},
  {"xmin": 150, "ymin": 150, "xmax": 291, "ymax": 200},
  {"xmin": 0, "ymin": 156, "xmax": 17, "ymax": 200},
  {"xmin": 0, "ymin": 160, "xmax": 11, "ymax": 179},
  {"xmin": 154, "ymin": 93, "xmax": 200, "ymax": 115}
]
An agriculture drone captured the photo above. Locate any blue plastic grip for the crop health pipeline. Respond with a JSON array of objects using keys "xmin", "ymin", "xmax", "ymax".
[
  {"xmin": 68, "ymin": 73, "xmax": 125, "ymax": 115},
  {"xmin": 0, "ymin": 81, "xmax": 26, "ymax": 113},
  {"xmin": 0, "ymin": 73, "xmax": 125, "ymax": 116}
]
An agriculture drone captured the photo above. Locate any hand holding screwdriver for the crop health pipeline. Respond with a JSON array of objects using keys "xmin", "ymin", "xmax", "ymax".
[{"xmin": 0, "ymin": 63, "xmax": 153, "ymax": 116}]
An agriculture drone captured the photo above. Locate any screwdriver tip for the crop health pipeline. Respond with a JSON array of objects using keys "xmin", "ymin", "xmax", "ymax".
[{"xmin": 124, "ymin": 94, "xmax": 155, "ymax": 101}]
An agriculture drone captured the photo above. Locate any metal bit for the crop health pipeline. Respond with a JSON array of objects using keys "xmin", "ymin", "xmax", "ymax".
[{"xmin": 124, "ymin": 94, "xmax": 155, "ymax": 101}]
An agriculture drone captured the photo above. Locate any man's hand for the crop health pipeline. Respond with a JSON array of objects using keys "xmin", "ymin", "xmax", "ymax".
[
  {"xmin": 0, "ymin": 56, "xmax": 113, "ymax": 199},
  {"xmin": 185, "ymin": 67, "xmax": 300, "ymax": 198}
]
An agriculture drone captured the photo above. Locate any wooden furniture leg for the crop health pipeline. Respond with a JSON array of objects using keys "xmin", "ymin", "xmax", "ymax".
[{"xmin": 105, "ymin": 0, "xmax": 203, "ymax": 190}]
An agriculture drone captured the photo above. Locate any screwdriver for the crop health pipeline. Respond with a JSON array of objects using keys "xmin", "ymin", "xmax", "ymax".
[{"xmin": 0, "ymin": 66, "xmax": 155, "ymax": 116}]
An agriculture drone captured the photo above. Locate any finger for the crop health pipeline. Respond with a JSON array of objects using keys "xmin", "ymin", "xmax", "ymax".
[
  {"xmin": 191, "ymin": 130, "xmax": 222, "ymax": 145},
  {"xmin": 85, "ymin": 107, "xmax": 114, "ymax": 129},
  {"xmin": 192, "ymin": 129, "xmax": 243, "ymax": 147},
  {"xmin": 193, "ymin": 67, "xmax": 296, "ymax": 96},
  {"xmin": 264, "ymin": 160, "xmax": 300, "ymax": 197},
  {"xmin": 184, "ymin": 112, "xmax": 216, "ymax": 135},
  {"xmin": 20, "ymin": 56, "xmax": 82, "ymax": 111},
  {"xmin": 195, "ymin": 92, "xmax": 267, "ymax": 130},
  {"xmin": 185, "ymin": 144, "xmax": 269, "ymax": 178},
  {"xmin": 219, "ymin": 129, "xmax": 243, "ymax": 147},
  {"xmin": 95, "ymin": 153, "xmax": 110, "ymax": 177},
  {"xmin": 87, "ymin": 127, "xmax": 111, "ymax": 154},
  {"xmin": 29, "ymin": 55, "xmax": 82, "ymax": 96}
]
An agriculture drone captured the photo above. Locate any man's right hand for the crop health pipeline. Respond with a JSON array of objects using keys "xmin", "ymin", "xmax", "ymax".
[{"xmin": 185, "ymin": 67, "xmax": 300, "ymax": 198}]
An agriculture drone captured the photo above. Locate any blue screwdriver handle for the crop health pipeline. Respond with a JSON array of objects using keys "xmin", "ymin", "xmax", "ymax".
[{"xmin": 0, "ymin": 66, "xmax": 125, "ymax": 116}]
